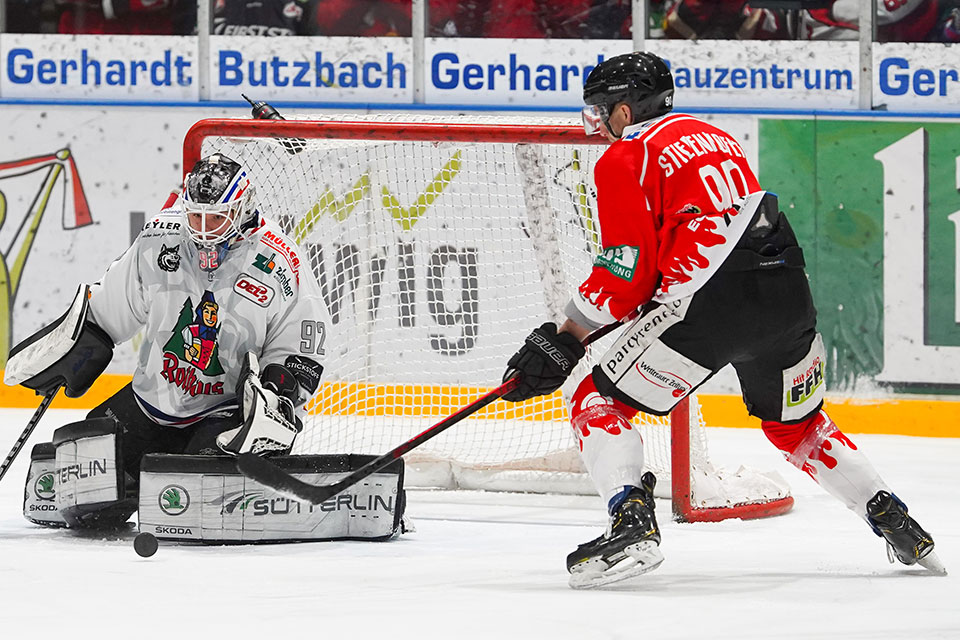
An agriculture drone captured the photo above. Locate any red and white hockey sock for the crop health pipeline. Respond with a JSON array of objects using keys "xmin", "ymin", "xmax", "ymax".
[
  {"xmin": 762, "ymin": 411, "xmax": 889, "ymax": 517},
  {"xmin": 570, "ymin": 376, "xmax": 646, "ymax": 509}
]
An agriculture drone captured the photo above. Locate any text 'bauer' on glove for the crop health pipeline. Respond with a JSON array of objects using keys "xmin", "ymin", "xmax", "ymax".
[{"xmin": 502, "ymin": 322, "xmax": 586, "ymax": 402}]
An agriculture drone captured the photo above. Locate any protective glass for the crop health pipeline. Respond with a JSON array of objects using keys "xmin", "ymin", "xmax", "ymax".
[{"xmin": 581, "ymin": 103, "xmax": 609, "ymax": 136}]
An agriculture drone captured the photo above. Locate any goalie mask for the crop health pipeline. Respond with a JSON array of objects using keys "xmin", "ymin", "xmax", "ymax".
[
  {"xmin": 582, "ymin": 51, "xmax": 674, "ymax": 138},
  {"xmin": 179, "ymin": 154, "xmax": 257, "ymax": 267}
]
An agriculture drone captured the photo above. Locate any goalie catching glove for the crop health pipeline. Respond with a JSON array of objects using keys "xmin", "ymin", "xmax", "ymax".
[
  {"xmin": 217, "ymin": 353, "xmax": 304, "ymax": 456},
  {"xmin": 502, "ymin": 322, "xmax": 585, "ymax": 402},
  {"xmin": 4, "ymin": 284, "xmax": 113, "ymax": 398}
]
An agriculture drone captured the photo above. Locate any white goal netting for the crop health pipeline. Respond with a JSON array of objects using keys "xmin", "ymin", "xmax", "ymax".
[{"xmin": 189, "ymin": 114, "xmax": 790, "ymax": 515}]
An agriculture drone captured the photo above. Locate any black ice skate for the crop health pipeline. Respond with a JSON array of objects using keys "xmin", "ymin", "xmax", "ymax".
[
  {"xmin": 567, "ymin": 471, "xmax": 664, "ymax": 589},
  {"xmin": 866, "ymin": 491, "xmax": 946, "ymax": 574}
]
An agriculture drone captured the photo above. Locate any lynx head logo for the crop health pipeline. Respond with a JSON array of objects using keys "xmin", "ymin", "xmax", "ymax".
[
  {"xmin": 158, "ymin": 244, "xmax": 181, "ymax": 273},
  {"xmin": 34, "ymin": 473, "xmax": 56, "ymax": 501},
  {"xmin": 159, "ymin": 484, "xmax": 190, "ymax": 516}
]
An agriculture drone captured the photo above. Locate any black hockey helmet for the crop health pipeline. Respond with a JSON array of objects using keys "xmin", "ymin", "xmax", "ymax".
[
  {"xmin": 179, "ymin": 153, "xmax": 256, "ymax": 247},
  {"xmin": 582, "ymin": 52, "xmax": 674, "ymax": 137}
]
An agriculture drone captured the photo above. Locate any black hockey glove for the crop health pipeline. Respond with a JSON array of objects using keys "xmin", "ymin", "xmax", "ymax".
[{"xmin": 502, "ymin": 322, "xmax": 585, "ymax": 403}]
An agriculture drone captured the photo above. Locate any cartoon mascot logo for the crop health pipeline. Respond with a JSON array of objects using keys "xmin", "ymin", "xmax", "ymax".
[{"xmin": 160, "ymin": 291, "xmax": 225, "ymax": 396}]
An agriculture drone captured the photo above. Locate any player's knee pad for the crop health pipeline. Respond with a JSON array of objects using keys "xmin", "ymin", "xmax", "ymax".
[
  {"xmin": 762, "ymin": 410, "xmax": 836, "ymax": 470},
  {"xmin": 52, "ymin": 417, "xmax": 137, "ymax": 529},
  {"xmin": 569, "ymin": 376, "xmax": 647, "ymax": 499},
  {"xmin": 763, "ymin": 411, "xmax": 888, "ymax": 514},
  {"xmin": 570, "ymin": 376, "xmax": 640, "ymax": 450},
  {"xmin": 23, "ymin": 442, "xmax": 67, "ymax": 527}
]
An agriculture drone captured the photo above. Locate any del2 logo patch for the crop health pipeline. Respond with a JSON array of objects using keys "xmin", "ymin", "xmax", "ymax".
[{"xmin": 234, "ymin": 274, "xmax": 275, "ymax": 307}]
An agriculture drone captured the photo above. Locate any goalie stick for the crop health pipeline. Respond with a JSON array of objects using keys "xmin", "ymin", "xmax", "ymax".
[
  {"xmin": 236, "ymin": 316, "xmax": 632, "ymax": 505},
  {"xmin": 0, "ymin": 385, "xmax": 62, "ymax": 484}
]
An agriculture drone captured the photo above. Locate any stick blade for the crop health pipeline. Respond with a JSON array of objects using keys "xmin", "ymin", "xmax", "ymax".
[{"xmin": 235, "ymin": 453, "xmax": 338, "ymax": 505}]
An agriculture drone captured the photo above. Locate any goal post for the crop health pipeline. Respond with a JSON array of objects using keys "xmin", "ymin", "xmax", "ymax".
[{"xmin": 182, "ymin": 115, "xmax": 793, "ymax": 523}]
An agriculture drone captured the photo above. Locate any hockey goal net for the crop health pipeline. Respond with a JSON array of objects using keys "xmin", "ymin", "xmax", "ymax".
[{"xmin": 183, "ymin": 115, "xmax": 792, "ymax": 523}]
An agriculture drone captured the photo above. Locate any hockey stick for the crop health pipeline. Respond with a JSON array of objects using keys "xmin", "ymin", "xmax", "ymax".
[
  {"xmin": 237, "ymin": 317, "xmax": 630, "ymax": 505},
  {"xmin": 0, "ymin": 385, "xmax": 62, "ymax": 483}
]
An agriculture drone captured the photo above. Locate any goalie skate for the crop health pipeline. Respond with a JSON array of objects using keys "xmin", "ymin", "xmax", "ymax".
[
  {"xmin": 567, "ymin": 472, "xmax": 663, "ymax": 589},
  {"xmin": 866, "ymin": 491, "xmax": 946, "ymax": 575}
]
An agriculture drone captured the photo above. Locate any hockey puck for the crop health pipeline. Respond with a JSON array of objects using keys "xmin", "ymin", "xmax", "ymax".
[{"xmin": 134, "ymin": 532, "xmax": 159, "ymax": 558}]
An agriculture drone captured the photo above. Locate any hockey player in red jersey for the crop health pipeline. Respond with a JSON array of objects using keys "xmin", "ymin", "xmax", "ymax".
[{"xmin": 503, "ymin": 51, "xmax": 943, "ymax": 588}]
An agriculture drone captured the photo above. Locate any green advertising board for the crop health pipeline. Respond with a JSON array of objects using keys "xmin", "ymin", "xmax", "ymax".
[{"xmin": 759, "ymin": 118, "xmax": 960, "ymax": 394}]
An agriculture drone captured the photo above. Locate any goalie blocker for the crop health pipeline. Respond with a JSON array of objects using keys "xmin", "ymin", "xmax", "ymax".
[{"xmin": 139, "ymin": 454, "xmax": 407, "ymax": 543}]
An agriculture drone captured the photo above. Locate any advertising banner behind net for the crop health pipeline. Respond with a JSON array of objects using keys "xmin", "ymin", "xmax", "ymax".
[
  {"xmin": 208, "ymin": 36, "xmax": 413, "ymax": 103},
  {"xmin": 873, "ymin": 43, "xmax": 960, "ymax": 111},
  {"xmin": 2, "ymin": 36, "xmax": 957, "ymax": 112},
  {"xmin": 1, "ymin": 34, "xmax": 198, "ymax": 101},
  {"xmin": 425, "ymin": 39, "xmax": 859, "ymax": 109}
]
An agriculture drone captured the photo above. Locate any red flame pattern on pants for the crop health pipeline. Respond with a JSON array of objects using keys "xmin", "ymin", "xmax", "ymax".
[
  {"xmin": 576, "ymin": 414, "xmax": 634, "ymax": 451},
  {"xmin": 570, "ymin": 375, "xmax": 640, "ymax": 451},
  {"xmin": 802, "ymin": 430, "xmax": 858, "ymax": 480}
]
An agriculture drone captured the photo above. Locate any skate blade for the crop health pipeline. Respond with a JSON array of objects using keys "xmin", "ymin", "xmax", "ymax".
[
  {"xmin": 568, "ymin": 540, "xmax": 664, "ymax": 590},
  {"xmin": 917, "ymin": 551, "xmax": 947, "ymax": 575}
]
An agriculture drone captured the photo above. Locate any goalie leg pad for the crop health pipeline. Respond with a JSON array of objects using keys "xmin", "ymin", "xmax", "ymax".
[
  {"xmin": 763, "ymin": 411, "xmax": 889, "ymax": 516},
  {"xmin": 52, "ymin": 418, "xmax": 137, "ymax": 529},
  {"xmin": 23, "ymin": 442, "xmax": 67, "ymax": 527},
  {"xmin": 138, "ymin": 454, "xmax": 406, "ymax": 543},
  {"xmin": 570, "ymin": 376, "xmax": 647, "ymax": 507}
]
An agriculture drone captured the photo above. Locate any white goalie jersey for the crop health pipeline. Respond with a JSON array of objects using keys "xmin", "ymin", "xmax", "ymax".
[{"xmin": 87, "ymin": 210, "xmax": 329, "ymax": 425}]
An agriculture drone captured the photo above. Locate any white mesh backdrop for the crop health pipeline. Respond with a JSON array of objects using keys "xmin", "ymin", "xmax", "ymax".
[{"xmin": 194, "ymin": 114, "xmax": 787, "ymax": 505}]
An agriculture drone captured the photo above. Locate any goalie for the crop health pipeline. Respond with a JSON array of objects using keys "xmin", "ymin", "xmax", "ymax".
[
  {"xmin": 503, "ymin": 52, "xmax": 942, "ymax": 587},
  {"xmin": 7, "ymin": 154, "xmax": 402, "ymax": 542}
]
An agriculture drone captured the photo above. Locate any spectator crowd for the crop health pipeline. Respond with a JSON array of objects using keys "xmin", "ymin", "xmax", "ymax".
[{"xmin": 4, "ymin": 0, "xmax": 959, "ymax": 43}]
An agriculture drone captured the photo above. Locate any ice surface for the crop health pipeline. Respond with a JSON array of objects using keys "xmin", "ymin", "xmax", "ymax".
[{"xmin": 0, "ymin": 408, "xmax": 957, "ymax": 639}]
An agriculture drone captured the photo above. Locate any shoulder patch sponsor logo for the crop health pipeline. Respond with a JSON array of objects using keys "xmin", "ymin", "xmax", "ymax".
[
  {"xmin": 157, "ymin": 244, "xmax": 181, "ymax": 273},
  {"xmin": 594, "ymin": 245, "xmax": 639, "ymax": 281},
  {"xmin": 159, "ymin": 484, "xmax": 190, "ymax": 516},
  {"xmin": 253, "ymin": 252, "xmax": 277, "ymax": 274},
  {"xmin": 234, "ymin": 274, "xmax": 275, "ymax": 307},
  {"xmin": 272, "ymin": 266, "xmax": 295, "ymax": 299},
  {"xmin": 261, "ymin": 230, "xmax": 301, "ymax": 282}
]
